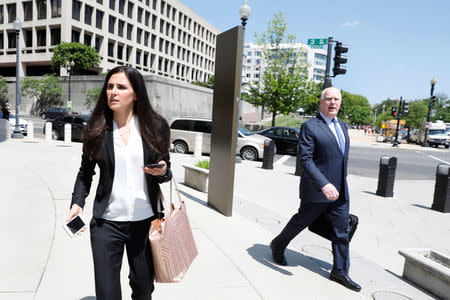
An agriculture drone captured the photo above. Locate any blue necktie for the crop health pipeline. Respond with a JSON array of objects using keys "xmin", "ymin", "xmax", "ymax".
[{"xmin": 333, "ymin": 119, "xmax": 345, "ymax": 154}]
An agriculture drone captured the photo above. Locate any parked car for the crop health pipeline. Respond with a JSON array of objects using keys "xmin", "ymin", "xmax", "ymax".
[
  {"xmin": 40, "ymin": 107, "xmax": 71, "ymax": 120},
  {"xmin": 43, "ymin": 114, "xmax": 89, "ymax": 141},
  {"xmin": 9, "ymin": 115, "xmax": 28, "ymax": 135},
  {"xmin": 256, "ymin": 126, "xmax": 300, "ymax": 155},
  {"xmin": 169, "ymin": 117, "xmax": 274, "ymax": 161}
]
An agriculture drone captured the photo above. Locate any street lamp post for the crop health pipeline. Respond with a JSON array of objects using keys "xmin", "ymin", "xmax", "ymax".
[
  {"xmin": 65, "ymin": 60, "xmax": 75, "ymax": 112},
  {"xmin": 11, "ymin": 19, "xmax": 23, "ymax": 139},
  {"xmin": 422, "ymin": 77, "xmax": 437, "ymax": 147},
  {"xmin": 238, "ymin": 0, "xmax": 251, "ymax": 125}
]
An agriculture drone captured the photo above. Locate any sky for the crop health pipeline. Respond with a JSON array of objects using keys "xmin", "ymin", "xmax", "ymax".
[{"xmin": 180, "ymin": 0, "xmax": 449, "ymax": 105}]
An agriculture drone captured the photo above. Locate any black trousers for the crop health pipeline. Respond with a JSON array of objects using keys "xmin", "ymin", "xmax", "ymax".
[
  {"xmin": 273, "ymin": 198, "xmax": 350, "ymax": 276},
  {"xmin": 90, "ymin": 217, "xmax": 155, "ymax": 300}
]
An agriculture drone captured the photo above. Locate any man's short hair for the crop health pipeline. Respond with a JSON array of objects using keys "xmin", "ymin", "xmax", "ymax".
[{"xmin": 320, "ymin": 87, "xmax": 341, "ymax": 100}]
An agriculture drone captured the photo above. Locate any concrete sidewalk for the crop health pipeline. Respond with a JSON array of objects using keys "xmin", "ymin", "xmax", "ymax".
[{"xmin": 0, "ymin": 138, "xmax": 447, "ymax": 300}]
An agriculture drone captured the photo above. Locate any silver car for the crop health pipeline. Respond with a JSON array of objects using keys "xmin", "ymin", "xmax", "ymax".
[{"xmin": 169, "ymin": 117, "xmax": 274, "ymax": 161}]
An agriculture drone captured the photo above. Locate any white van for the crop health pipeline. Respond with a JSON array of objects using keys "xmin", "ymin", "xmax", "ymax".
[{"xmin": 169, "ymin": 117, "xmax": 274, "ymax": 161}]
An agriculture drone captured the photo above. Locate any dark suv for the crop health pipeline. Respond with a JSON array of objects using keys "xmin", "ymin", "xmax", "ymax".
[
  {"xmin": 43, "ymin": 114, "xmax": 90, "ymax": 141},
  {"xmin": 40, "ymin": 107, "xmax": 71, "ymax": 120}
]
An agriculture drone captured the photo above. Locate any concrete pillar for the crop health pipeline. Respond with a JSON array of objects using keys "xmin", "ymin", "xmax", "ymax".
[
  {"xmin": 45, "ymin": 122, "xmax": 52, "ymax": 142},
  {"xmin": 194, "ymin": 133, "xmax": 202, "ymax": 157},
  {"xmin": 27, "ymin": 121, "xmax": 34, "ymax": 139},
  {"xmin": 64, "ymin": 123, "xmax": 71, "ymax": 143}
]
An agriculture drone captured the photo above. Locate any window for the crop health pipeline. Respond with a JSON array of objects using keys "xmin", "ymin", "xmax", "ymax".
[
  {"xmin": 145, "ymin": 11, "xmax": 149, "ymax": 26},
  {"xmin": 23, "ymin": 2, "xmax": 33, "ymax": 21},
  {"xmin": 7, "ymin": 3, "xmax": 16, "ymax": 23},
  {"xmin": 314, "ymin": 53, "xmax": 326, "ymax": 61},
  {"xmin": 96, "ymin": 10, "xmax": 103, "ymax": 29},
  {"xmin": 126, "ymin": 46, "xmax": 131, "ymax": 60},
  {"xmin": 23, "ymin": 29, "xmax": 32, "ymax": 47},
  {"xmin": 151, "ymin": 34, "xmax": 155, "ymax": 48},
  {"xmin": 37, "ymin": 0, "xmax": 47, "ymax": 19},
  {"xmin": 246, "ymin": 66, "xmax": 250, "ymax": 71},
  {"xmin": 50, "ymin": 27, "xmax": 60, "ymax": 45},
  {"xmin": 143, "ymin": 53, "xmax": 148, "ymax": 66},
  {"xmin": 247, "ymin": 51, "xmax": 252, "ymax": 56},
  {"xmin": 159, "ymin": 37, "xmax": 163, "ymax": 52},
  {"xmin": 108, "ymin": 16, "xmax": 115, "ymax": 33},
  {"xmin": 151, "ymin": 15, "xmax": 156, "ymax": 29},
  {"xmin": 37, "ymin": 28, "xmax": 46, "ymax": 46},
  {"xmin": 118, "ymin": 20, "xmax": 124, "ymax": 37},
  {"xmin": 315, "ymin": 60, "xmax": 325, "ymax": 66},
  {"xmin": 108, "ymin": 41, "xmax": 114, "ymax": 57},
  {"xmin": 136, "ymin": 28, "xmax": 142, "ymax": 44},
  {"xmin": 137, "ymin": 7, "xmax": 143, "ymax": 22},
  {"xmin": 314, "ymin": 68, "xmax": 325, "ymax": 75},
  {"xmin": 314, "ymin": 75, "xmax": 323, "ymax": 81},
  {"xmin": 84, "ymin": 33, "xmax": 92, "ymax": 46},
  {"xmin": 0, "ymin": 5, "xmax": 4, "ymax": 24},
  {"xmin": 50, "ymin": 0, "xmax": 61, "ymax": 18},
  {"xmin": 71, "ymin": 29, "xmax": 80, "ymax": 42},
  {"xmin": 95, "ymin": 36, "xmax": 102, "ymax": 51},
  {"xmin": 118, "ymin": 0, "xmax": 125, "ymax": 14},
  {"xmin": 254, "ymin": 74, "xmax": 259, "ymax": 78},
  {"xmin": 126, "ymin": 24, "xmax": 132, "ymax": 40},
  {"xmin": 7, "ymin": 32, "xmax": 16, "ymax": 48},
  {"xmin": 144, "ymin": 31, "xmax": 149, "ymax": 46},
  {"xmin": 96, "ymin": 0, "xmax": 102, "ymax": 3},
  {"xmin": 0, "ymin": 33, "xmax": 4, "ymax": 49},
  {"xmin": 117, "ymin": 44, "xmax": 123, "ymax": 59},
  {"xmin": 159, "ymin": 19, "xmax": 164, "ymax": 34},
  {"xmin": 84, "ymin": 5, "xmax": 93, "ymax": 25},
  {"xmin": 160, "ymin": 0, "xmax": 165, "ymax": 14},
  {"xmin": 193, "ymin": 121, "xmax": 211, "ymax": 133},
  {"xmin": 109, "ymin": 0, "xmax": 115, "ymax": 10},
  {"xmin": 72, "ymin": 0, "xmax": 80, "ymax": 20},
  {"xmin": 136, "ymin": 50, "xmax": 141, "ymax": 64},
  {"xmin": 127, "ymin": 2, "xmax": 133, "ymax": 18},
  {"xmin": 171, "ymin": 8, "xmax": 176, "ymax": 21},
  {"xmin": 247, "ymin": 59, "xmax": 251, "ymax": 63},
  {"xmin": 166, "ymin": 4, "xmax": 170, "ymax": 18},
  {"xmin": 152, "ymin": 0, "xmax": 157, "ymax": 10}
]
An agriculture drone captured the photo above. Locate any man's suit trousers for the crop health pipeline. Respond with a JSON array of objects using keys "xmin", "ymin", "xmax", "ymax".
[
  {"xmin": 90, "ymin": 217, "xmax": 155, "ymax": 300},
  {"xmin": 273, "ymin": 198, "xmax": 350, "ymax": 276}
]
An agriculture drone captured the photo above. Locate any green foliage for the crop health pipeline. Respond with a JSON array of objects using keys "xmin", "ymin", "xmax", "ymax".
[
  {"xmin": 21, "ymin": 75, "xmax": 63, "ymax": 114},
  {"xmin": 242, "ymin": 13, "xmax": 316, "ymax": 126},
  {"xmin": 263, "ymin": 114, "xmax": 305, "ymax": 127},
  {"xmin": 51, "ymin": 42, "xmax": 100, "ymax": 71},
  {"xmin": 339, "ymin": 91, "xmax": 373, "ymax": 125},
  {"xmin": 84, "ymin": 87, "xmax": 101, "ymax": 108},
  {"xmin": 191, "ymin": 76, "xmax": 214, "ymax": 89},
  {"xmin": 375, "ymin": 111, "xmax": 392, "ymax": 128},
  {"xmin": 0, "ymin": 75, "xmax": 8, "ymax": 107},
  {"xmin": 196, "ymin": 160, "xmax": 210, "ymax": 169},
  {"xmin": 403, "ymin": 101, "xmax": 428, "ymax": 128}
]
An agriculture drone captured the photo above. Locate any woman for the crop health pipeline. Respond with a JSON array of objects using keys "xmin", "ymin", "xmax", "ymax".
[{"xmin": 67, "ymin": 66, "xmax": 172, "ymax": 300}]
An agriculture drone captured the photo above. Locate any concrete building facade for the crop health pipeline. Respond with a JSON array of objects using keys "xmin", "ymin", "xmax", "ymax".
[
  {"xmin": 242, "ymin": 41, "xmax": 327, "ymax": 86},
  {"xmin": 0, "ymin": 0, "xmax": 220, "ymax": 83}
]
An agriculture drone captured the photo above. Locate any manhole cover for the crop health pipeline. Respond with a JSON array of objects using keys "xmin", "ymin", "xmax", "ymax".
[
  {"xmin": 256, "ymin": 217, "xmax": 280, "ymax": 224},
  {"xmin": 301, "ymin": 245, "xmax": 332, "ymax": 257},
  {"xmin": 371, "ymin": 291, "xmax": 412, "ymax": 300}
]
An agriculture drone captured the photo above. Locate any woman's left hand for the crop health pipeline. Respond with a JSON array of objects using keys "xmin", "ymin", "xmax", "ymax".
[{"xmin": 142, "ymin": 161, "xmax": 167, "ymax": 176}]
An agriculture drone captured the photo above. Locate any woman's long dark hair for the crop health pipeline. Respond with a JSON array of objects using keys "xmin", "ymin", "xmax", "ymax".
[{"xmin": 83, "ymin": 66, "xmax": 170, "ymax": 160}]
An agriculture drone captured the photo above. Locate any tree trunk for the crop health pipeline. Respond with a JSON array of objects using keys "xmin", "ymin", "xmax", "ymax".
[{"xmin": 272, "ymin": 111, "xmax": 277, "ymax": 127}]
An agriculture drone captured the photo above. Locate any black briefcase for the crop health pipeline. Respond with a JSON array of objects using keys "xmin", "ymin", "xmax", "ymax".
[{"xmin": 308, "ymin": 214, "xmax": 359, "ymax": 242}]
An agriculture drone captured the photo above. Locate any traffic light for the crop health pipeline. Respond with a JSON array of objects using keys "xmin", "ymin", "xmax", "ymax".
[
  {"xmin": 430, "ymin": 96, "xmax": 436, "ymax": 107},
  {"xmin": 391, "ymin": 106, "xmax": 397, "ymax": 117},
  {"xmin": 333, "ymin": 41, "xmax": 348, "ymax": 76},
  {"xmin": 401, "ymin": 101, "xmax": 409, "ymax": 115}
]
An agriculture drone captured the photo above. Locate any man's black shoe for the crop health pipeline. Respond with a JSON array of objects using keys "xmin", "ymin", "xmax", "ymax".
[
  {"xmin": 270, "ymin": 241, "xmax": 287, "ymax": 266},
  {"xmin": 329, "ymin": 272, "xmax": 361, "ymax": 292}
]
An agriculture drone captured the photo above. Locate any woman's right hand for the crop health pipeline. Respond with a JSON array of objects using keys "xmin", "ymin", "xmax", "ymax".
[{"xmin": 67, "ymin": 204, "xmax": 87, "ymax": 234}]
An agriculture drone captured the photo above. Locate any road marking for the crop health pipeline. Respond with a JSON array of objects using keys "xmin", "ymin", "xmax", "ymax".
[
  {"xmin": 427, "ymin": 154, "xmax": 450, "ymax": 165},
  {"xmin": 274, "ymin": 155, "xmax": 291, "ymax": 165}
]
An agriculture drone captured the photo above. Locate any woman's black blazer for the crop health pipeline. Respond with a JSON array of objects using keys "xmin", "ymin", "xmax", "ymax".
[{"xmin": 70, "ymin": 124, "xmax": 172, "ymax": 219}]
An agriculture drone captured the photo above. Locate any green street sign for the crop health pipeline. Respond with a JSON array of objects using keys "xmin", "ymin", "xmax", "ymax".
[
  {"xmin": 307, "ymin": 38, "xmax": 327, "ymax": 46},
  {"xmin": 310, "ymin": 45, "xmax": 324, "ymax": 49}
]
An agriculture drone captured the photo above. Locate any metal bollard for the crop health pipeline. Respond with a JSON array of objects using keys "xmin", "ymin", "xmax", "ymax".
[
  {"xmin": 295, "ymin": 143, "xmax": 302, "ymax": 176},
  {"xmin": 432, "ymin": 164, "xmax": 450, "ymax": 213},
  {"xmin": 262, "ymin": 139, "xmax": 274, "ymax": 170},
  {"xmin": 64, "ymin": 123, "xmax": 71, "ymax": 143},
  {"xmin": 45, "ymin": 122, "xmax": 52, "ymax": 142},
  {"xmin": 27, "ymin": 121, "xmax": 34, "ymax": 139},
  {"xmin": 194, "ymin": 133, "xmax": 202, "ymax": 158},
  {"xmin": 375, "ymin": 155, "xmax": 397, "ymax": 197}
]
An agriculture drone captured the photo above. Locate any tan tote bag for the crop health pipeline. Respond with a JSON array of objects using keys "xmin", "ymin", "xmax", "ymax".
[{"xmin": 149, "ymin": 179, "xmax": 198, "ymax": 283}]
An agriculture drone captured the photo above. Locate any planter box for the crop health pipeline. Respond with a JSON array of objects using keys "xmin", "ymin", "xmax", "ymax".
[
  {"xmin": 398, "ymin": 248, "xmax": 450, "ymax": 300},
  {"xmin": 183, "ymin": 164, "xmax": 209, "ymax": 193}
]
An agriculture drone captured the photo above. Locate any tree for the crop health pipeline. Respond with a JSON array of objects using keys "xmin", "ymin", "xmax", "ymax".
[
  {"xmin": 51, "ymin": 42, "xmax": 100, "ymax": 73},
  {"xmin": 191, "ymin": 76, "xmax": 214, "ymax": 89},
  {"xmin": 242, "ymin": 13, "xmax": 315, "ymax": 126},
  {"xmin": 0, "ymin": 75, "xmax": 8, "ymax": 108},
  {"xmin": 339, "ymin": 91, "xmax": 372, "ymax": 125},
  {"xmin": 21, "ymin": 75, "xmax": 63, "ymax": 114},
  {"xmin": 84, "ymin": 87, "xmax": 101, "ymax": 108}
]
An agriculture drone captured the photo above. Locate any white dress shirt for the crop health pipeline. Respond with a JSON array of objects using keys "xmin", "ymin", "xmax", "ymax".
[
  {"xmin": 319, "ymin": 112, "xmax": 346, "ymax": 150},
  {"xmin": 102, "ymin": 115, "xmax": 154, "ymax": 221}
]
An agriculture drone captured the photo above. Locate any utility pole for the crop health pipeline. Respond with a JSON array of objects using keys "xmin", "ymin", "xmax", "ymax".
[
  {"xmin": 324, "ymin": 37, "xmax": 333, "ymax": 89},
  {"xmin": 393, "ymin": 97, "xmax": 402, "ymax": 147}
]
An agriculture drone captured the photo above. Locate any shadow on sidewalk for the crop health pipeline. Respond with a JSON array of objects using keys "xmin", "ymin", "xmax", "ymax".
[
  {"xmin": 178, "ymin": 189, "xmax": 222, "ymax": 215},
  {"xmin": 411, "ymin": 204, "xmax": 432, "ymax": 210},
  {"xmin": 80, "ymin": 297, "xmax": 95, "ymax": 300},
  {"xmin": 246, "ymin": 244, "xmax": 331, "ymax": 278}
]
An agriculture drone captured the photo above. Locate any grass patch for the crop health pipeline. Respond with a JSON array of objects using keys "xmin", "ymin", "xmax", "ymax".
[
  {"xmin": 263, "ymin": 115, "xmax": 305, "ymax": 128},
  {"xmin": 196, "ymin": 159, "xmax": 210, "ymax": 169}
]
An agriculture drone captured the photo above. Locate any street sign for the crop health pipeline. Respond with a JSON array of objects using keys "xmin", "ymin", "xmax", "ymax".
[
  {"xmin": 310, "ymin": 45, "xmax": 324, "ymax": 49},
  {"xmin": 307, "ymin": 38, "xmax": 327, "ymax": 46},
  {"xmin": 431, "ymin": 109, "xmax": 437, "ymax": 117}
]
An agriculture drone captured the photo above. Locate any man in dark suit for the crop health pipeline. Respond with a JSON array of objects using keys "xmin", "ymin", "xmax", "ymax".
[{"xmin": 270, "ymin": 87, "xmax": 361, "ymax": 292}]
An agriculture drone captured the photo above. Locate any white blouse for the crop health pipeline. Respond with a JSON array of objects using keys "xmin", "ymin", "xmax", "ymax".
[{"xmin": 102, "ymin": 115, "xmax": 154, "ymax": 221}]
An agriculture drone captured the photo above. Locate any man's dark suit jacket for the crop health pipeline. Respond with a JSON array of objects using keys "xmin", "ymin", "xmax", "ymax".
[
  {"xmin": 71, "ymin": 123, "xmax": 172, "ymax": 219},
  {"xmin": 298, "ymin": 114, "xmax": 350, "ymax": 203}
]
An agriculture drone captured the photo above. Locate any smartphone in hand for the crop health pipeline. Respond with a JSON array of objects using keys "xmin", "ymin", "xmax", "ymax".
[
  {"xmin": 144, "ymin": 163, "xmax": 165, "ymax": 168},
  {"xmin": 63, "ymin": 215, "xmax": 86, "ymax": 238}
]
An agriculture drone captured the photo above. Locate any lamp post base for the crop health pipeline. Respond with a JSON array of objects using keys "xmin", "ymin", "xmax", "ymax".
[
  {"xmin": 421, "ymin": 142, "xmax": 429, "ymax": 147},
  {"xmin": 11, "ymin": 131, "xmax": 24, "ymax": 138}
]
